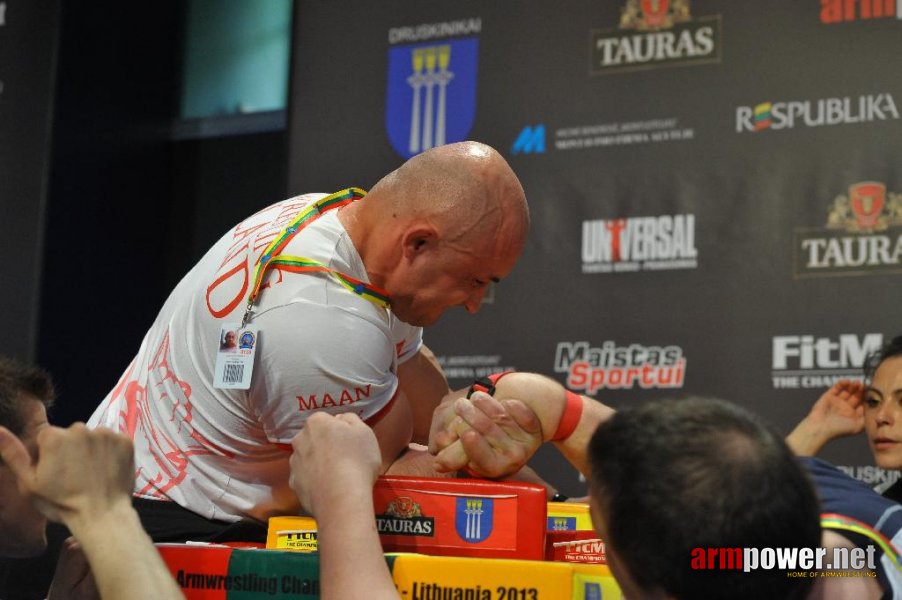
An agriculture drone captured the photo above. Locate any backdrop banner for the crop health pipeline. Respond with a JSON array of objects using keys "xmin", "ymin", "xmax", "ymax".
[
  {"xmin": 0, "ymin": 0, "xmax": 58, "ymax": 361},
  {"xmin": 288, "ymin": 0, "xmax": 902, "ymax": 495}
]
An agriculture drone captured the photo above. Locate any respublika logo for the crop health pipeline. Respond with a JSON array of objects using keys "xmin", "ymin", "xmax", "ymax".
[
  {"xmin": 385, "ymin": 18, "xmax": 480, "ymax": 159},
  {"xmin": 455, "ymin": 497, "xmax": 493, "ymax": 543},
  {"xmin": 511, "ymin": 124, "xmax": 545, "ymax": 155},
  {"xmin": 771, "ymin": 333, "xmax": 883, "ymax": 389},
  {"xmin": 555, "ymin": 341, "xmax": 686, "ymax": 394},
  {"xmin": 793, "ymin": 182, "xmax": 902, "ymax": 278},
  {"xmin": 582, "ymin": 214, "xmax": 698, "ymax": 274},
  {"xmin": 590, "ymin": 0, "xmax": 721, "ymax": 75},
  {"xmin": 736, "ymin": 94, "xmax": 899, "ymax": 133},
  {"xmin": 820, "ymin": 0, "xmax": 902, "ymax": 23}
]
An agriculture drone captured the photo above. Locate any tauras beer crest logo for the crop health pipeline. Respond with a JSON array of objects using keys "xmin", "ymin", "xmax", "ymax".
[
  {"xmin": 736, "ymin": 94, "xmax": 899, "ymax": 133},
  {"xmin": 582, "ymin": 214, "xmax": 698, "ymax": 273},
  {"xmin": 385, "ymin": 19, "xmax": 480, "ymax": 159},
  {"xmin": 376, "ymin": 497, "xmax": 435, "ymax": 536},
  {"xmin": 556, "ymin": 341, "xmax": 686, "ymax": 394},
  {"xmin": 591, "ymin": 0, "xmax": 721, "ymax": 75},
  {"xmin": 771, "ymin": 333, "xmax": 883, "ymax": 389},
  {"xmin": 794, "ymin": 181, "xmax": 902, "ymax": 277},
  {"xmin": 455, "ymin": 497, "xmax": 494, "ymax": 543}
]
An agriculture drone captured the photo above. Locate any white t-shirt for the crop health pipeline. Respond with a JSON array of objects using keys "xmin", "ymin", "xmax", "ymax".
[{"xmin": 88, "ymin": 194, "xmax": 422, "ymax": 521}]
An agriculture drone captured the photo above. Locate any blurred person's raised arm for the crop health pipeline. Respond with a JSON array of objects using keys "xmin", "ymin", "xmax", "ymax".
[{"xmin": 0, "ymin": 424, "xmax": 184, "ymax": 600}]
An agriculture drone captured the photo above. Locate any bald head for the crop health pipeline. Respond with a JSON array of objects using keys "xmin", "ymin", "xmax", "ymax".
[
  {"xmin": 342, "ymin": 141, "xmax": 529, "ymax": 325},
  {"xmin": 370, "ymin": 141, "xmax": 529, "ymax": 245}
]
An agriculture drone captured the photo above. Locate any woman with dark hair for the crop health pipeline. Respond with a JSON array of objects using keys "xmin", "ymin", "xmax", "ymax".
[
  {"xmin": 787, "ymin": 335, "xmax": 902, "ymax": 499},
  {"xmin": 862, "ymin": 336, "xmax": 902, "ymax": 500}
]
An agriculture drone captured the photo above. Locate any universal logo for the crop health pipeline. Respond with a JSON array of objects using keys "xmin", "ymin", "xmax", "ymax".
[
  {"xmin": 590, "ymin": 0, "xmax": 721, "ymax": 75},
  {"xmin": 793, "ymin": 182, "xmax": 902, "ymax": 278}
]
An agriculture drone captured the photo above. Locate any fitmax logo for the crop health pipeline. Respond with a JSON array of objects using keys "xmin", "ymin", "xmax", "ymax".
[
  {"xmin": 771, "ymin": 333, "xmax": 883, "ymax": 389},
  {"xmin": 512, "ymin": 125, "xmax": 545, "ymax": 155},
  {"xmin": 773, "ymin": 334, "xmax": 882, "ymax": 370}
]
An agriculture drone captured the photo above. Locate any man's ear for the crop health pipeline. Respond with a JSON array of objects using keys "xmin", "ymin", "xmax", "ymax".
[{"xmin": 401, "ymin": 225, "xmax": 439, "ymax": 261}]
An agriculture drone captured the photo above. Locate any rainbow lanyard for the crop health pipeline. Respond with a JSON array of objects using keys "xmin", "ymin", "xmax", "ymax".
[
  {"xmin": 821, "ymin": 512, "xmax": 902, "ymax": 571},
  {"xmin": 240, "ymin": 188, "xmax": 391, "ymax": 327}
]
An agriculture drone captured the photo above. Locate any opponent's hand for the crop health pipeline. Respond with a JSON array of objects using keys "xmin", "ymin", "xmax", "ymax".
[
  {"xmin": 289, "ymin": 412, "xmax": 381, "ymax": 517},
  {"xmin": 430, "ymin": 392, "xmax": 543, "ymax": 478},
  {"xmin": 0, "ymin": 424, "xmax": 135, "ymax": 528}
]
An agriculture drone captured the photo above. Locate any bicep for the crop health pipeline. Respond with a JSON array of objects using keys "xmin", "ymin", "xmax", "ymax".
[{"xmin": 250, "ymin": 306, "xmax": 399, "ymax": 444}]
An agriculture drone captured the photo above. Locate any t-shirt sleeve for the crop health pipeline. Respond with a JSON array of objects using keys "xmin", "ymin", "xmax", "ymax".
[
  {"xmin": 250, "ymin": 303, "xmax": 399, "ymax": 444},
  {"xmin": 395, "ymin": 322, "xmax": 424, "ymax": 365}
]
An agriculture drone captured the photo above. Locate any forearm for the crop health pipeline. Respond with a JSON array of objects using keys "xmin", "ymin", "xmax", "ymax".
[
  {"xmin": 315, "ymin": 492, "xmax": 399, "ymax": 600},
  {"xmin": 493, "ymin": 373, "xmax": 614, "ymax": 453},
  {"xmin": 786, "ymin": 418, "xmax": 832, "ymax": 456},
  {"xmin": 552, "ymin": 396, "xmax": 615, "ymax": 475},
  {"xmin": 66, "ymin": 502, "xmax": 184, "ymax": 600},
  {"xmin": 398, "ymin": 346, "xmax": 451, "ymax": 445}
]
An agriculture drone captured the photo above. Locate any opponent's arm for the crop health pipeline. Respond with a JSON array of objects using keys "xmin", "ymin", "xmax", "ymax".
[
  {"xmin": 289, "ymin": 413, "xmax": 399, "ymax": 600},
  {"xmin": 429, "ymin": 372, "xmax": 615, "ymax": 477},
  {"xmin": 397, "ymin": 345, "xmax": 450, "ymax": 445}
]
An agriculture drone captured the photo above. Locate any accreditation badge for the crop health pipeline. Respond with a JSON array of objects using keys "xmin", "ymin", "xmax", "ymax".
[{"xmin": 213, "ymin": 323, "xmax": 258, "ymax": 390}]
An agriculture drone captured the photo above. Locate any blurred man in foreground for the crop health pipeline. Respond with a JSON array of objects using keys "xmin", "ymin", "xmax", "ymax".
[{"xmin": 0, "ymin": 356, "xmax": 183, "ymax": 599}]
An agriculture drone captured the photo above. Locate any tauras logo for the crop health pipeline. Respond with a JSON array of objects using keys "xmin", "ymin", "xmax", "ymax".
[
  {"xmin": 376, "ymin": 516, "xmax": 435, "ymax": 536},
  {"xmin": 582, "ymin": 214, "xmax": 697, "ymax": 273},
  {"xmin": 736, "ymin": 94, "xmax": 899, "ymax": 133},
  {"xmin": 377, "ymin": 496, "xmax": 435, "ymax": 537},
  {"xmin": 794, "ymin": 181, "xmax": 902, "ymax": 278},
  {"xmin": 771, "ymin": 333, "xmax": 883, "ymax": 389},
  {"xmin": 555, "ymin": 340, "xmax": 686, "ymax": 394},
  {"xmin": 590, "ymin": 0, "xmax": 721, "ymax": 75}
]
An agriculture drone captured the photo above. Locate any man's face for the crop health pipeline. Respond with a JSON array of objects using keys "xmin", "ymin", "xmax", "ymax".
[
  {"xmin": 390, "ymin": 228, "xmax": 523, "ymax": 327},
  {"xmin": 0, "ymin": 398, "xmax": 49, "ymax": 557}
]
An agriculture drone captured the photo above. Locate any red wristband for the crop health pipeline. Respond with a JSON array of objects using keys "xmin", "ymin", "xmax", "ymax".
[{"xmin": 551, "ymin": 390, "xmax": 583, "ymax": 441}]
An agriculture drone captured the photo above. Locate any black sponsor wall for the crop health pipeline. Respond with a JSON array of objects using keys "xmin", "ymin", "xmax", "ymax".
[
  {"xmin": 288, "ymin": 0, "xmax": 901, "ymax": 495},
  {"xmin": 0, "ymin": 0, "xmax": 58, "ymax": 361}
]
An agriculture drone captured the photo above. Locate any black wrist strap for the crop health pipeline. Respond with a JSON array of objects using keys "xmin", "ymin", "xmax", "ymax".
[{"xmin": 467, "ymin": 376, "xmax": 496, "ymax": 398}]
